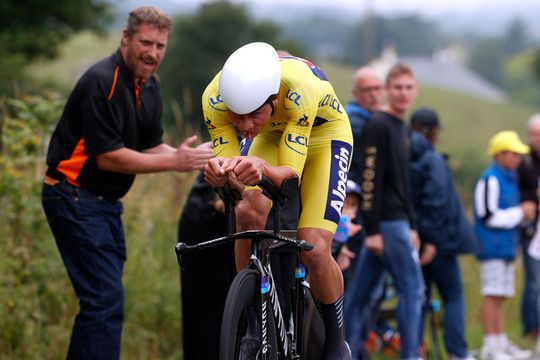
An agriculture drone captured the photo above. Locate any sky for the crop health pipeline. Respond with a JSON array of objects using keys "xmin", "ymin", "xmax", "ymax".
[{"xmin": 178, "ymin": 0, "xmax": 536, "ymax": 16}]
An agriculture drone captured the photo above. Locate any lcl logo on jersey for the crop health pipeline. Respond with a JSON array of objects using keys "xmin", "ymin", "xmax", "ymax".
[
  {"xmin": 318, "ymin": 94, "xmax": 344, "ymax": 114},
  {"xmin": 324, "ymin": 140, "xmax": 352, "ymax": 224},
  {"xmin": 285, "ymin": 89, "xmax": 302, "ymax": 106},
  {"xmin": 284, "ymin": 133, "xmax": 308, "ymax": 155},
  {"xmin": 213, "ymin": 137, "xmax": 229, "ymax": 148},
  {"xmin": 208, "ymin": 94, "xmax": 226, "ymax": 111}
]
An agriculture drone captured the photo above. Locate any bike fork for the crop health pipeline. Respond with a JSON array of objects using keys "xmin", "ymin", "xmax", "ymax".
[
  {"xmin": 260, "ymin": 274, "xmax": 272, "ymax": 359},
  {"xmin": 291, "ymin": 258, "xmax": 307, "ymax": 359}
]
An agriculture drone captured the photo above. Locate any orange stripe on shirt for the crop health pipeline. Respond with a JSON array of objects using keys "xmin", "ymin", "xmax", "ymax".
[
  {"xmin": 57, "ymin": 138, "xmax": 89, "ymax": 187},
  {"xmin": 108, "ymin": 66, "xmax": 120, "ymax": 100}
]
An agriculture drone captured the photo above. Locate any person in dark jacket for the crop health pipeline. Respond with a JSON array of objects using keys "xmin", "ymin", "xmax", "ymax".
[
  {"xmin": 518, "ymin": 114, "xmax": 540, "ymax": 339},
  {"xmin": 409, "ymin": 108, "xmax": 477, "ymax": 360},
  {"xmin": 345, "ymin": 66, "xmax": 385, "ymax": 185},
  {"xmin": 474, "ymin": 131, "xmax": 535, "ymax": 360}
]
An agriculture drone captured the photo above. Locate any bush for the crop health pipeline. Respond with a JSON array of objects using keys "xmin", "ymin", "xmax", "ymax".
[{"xmin": 0, "ymin": 93, "xmax": 77, "ymax": 358}]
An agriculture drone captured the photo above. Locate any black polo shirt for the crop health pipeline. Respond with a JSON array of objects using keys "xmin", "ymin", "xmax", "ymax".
[{"xmin": 46, "ymin": 49, "xmax": 164, "ymax": 200}]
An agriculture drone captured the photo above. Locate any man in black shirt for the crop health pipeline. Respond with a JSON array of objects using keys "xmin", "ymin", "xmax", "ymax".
[
  {"xmin": 41, "ymin": 7, "xmax": 212, "ymax": 359},
  {"xmin": 344, "ymin": 63, "xmax": 424, "ymax": 360}
]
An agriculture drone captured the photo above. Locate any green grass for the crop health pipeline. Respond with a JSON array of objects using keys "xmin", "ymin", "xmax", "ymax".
[{"xmin": 12, "ymin": 31, "xmax": 540, "ymax": 358}]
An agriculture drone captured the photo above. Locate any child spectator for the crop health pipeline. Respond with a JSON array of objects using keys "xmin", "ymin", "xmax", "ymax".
[
  {"xmin": 334, "ymin": 180, "xmax": 362, "ymax": 271},
  {"xmin": 474, "ymin": 130, "xmax": 535, "ymax": 360}
]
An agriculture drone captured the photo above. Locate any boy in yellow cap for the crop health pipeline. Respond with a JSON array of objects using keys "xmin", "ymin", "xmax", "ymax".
[{"xmin": 473, "ymin": 130, "xmax": 536, "ymax": 360}]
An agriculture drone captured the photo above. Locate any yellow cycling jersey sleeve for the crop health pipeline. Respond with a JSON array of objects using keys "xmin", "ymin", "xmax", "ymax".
[
  {"xmin": 274, "ymin": 59, "xmax": 319, "ymax": 176},
  {"xmin": 202, "ymin": 72, "xmax": 240, "ymax": 158}
]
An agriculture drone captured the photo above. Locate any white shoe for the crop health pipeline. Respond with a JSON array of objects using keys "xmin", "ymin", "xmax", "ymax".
[
  {"xmin": 503, "ymin": 341, "xmax": 532, "ymax": 360},
  {"xmin": 480, "ymin": 345, "xmax": 512, "ymax": 360}
]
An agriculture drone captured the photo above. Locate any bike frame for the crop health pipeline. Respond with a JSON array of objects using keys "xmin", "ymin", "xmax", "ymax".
[
  {"xmin": 175, "ymin": 177, "xmax": 312, "ymax": 359},
  {"xmin": 249, "ymin": 238, "xmax": 309, "ymax": 359}
]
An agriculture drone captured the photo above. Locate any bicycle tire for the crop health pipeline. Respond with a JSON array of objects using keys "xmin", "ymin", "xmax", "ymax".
[
  {"xmin": 220, "ymin": 269, "xmax": 278, "ymax": 360},
  {"xmin": 299, "ymin": 286, "xmax": 324, "ymax": 360}
]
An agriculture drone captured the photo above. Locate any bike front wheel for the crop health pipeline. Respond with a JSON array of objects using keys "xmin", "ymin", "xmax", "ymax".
[
  {"xmin": 220, "ymin": 269, "xmax": 278, "ymax": 360},
  {"xmin": 298, "ymin": 285, "xmax": 325, "ymax": 360}
]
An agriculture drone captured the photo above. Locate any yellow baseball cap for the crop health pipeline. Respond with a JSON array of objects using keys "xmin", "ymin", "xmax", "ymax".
[{"xmin": 487, "ymin": 130, "xmax": 530, "ymax": 156}]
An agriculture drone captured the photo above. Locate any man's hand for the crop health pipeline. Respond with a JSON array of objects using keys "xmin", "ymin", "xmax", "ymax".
[
  {"xmin": 522, "ymin": 200, "xmax": 537, "ymax": 222},
  {"xmin": 420, "ymin": 243, "xmax": 437, "ymax": 266},
  {"xmin": 365, "ymin": 234, "xmax": 384, "ymax": 256},
  {"xmin": 204, "ymin": 157, "xmax": 230, "ymax": 187},
  {"xmin": 173, "ymin": 135, "xmax": 213, "ymax": 172},
  {"xmin": 225, "ymin": 156, "xmax": 267, "ymax": 186},
  {"xmin": 337, "ymin": 246, "xmax": 356, "ymax": 271},
  {"xmin": 348, "ymin": 223, "xmax": 362, "ymax": 237}
]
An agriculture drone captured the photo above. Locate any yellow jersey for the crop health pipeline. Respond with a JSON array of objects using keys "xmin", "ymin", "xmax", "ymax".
[{"xmin": 202, "ymin": 56, "xmax": 353, "ymax": 231}]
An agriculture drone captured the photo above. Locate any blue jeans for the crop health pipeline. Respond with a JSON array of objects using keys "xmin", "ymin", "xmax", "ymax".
[
  {"xmin": 521, "ymin": 237, "xmax": 540, "ymax": 335},
  {"xmin": 344, "ymin": 220, "xmax": 424, "ymax": 360},
  {"xmin": 420, "ymin": 254, "xmax": 468, "ymax": 357},
  {"xmin": 42, "ymin": 181, "xmax": 125, "ymax": 360},
  {"xmin": 344, "ymin": 255, "xmax": 386, "ymax": 359}
]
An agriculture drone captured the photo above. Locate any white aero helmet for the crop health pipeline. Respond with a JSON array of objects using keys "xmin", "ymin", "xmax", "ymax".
[{"xmin": 219, "ymin": 42, "xmax": 281, "ymax": 115}]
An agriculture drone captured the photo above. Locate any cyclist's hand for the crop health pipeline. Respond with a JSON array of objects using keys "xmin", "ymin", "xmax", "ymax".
[
  {"xmin": 365, "ymin": 234, "xmax": 384, "ymax": 256},
  {"xmin": 174, "ymin": 135, "xmax": 213, "ymax": 171},
  {"xmin": 226, "ymin": 156, "xmax": 266, "ymax": 186},
  {"xmin": 204, "ymin": 157, "xmax": 230, "ymax": 187}
]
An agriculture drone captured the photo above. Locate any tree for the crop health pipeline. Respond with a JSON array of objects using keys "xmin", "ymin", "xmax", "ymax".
[
  {"xmin": 469, "ymin": 37, "xmax": 505, "ymax": 87},
  {"xmin": 0, "ymin": 1, "xmax": 112, "ymax": 94},
  {"xmin": 345, "ymin": 14, "xmax": 443, "ymax": 65},
  {"xmin": 503, "ymin": 17, "xmax": 530, "ymax": 56},
  {"xmin": 158, "ymin": 0, "xmax": 304, "ymax": 136},
  {"xmin": 532, "ymin": 48, "xmax": 540, "ymax": 86}
]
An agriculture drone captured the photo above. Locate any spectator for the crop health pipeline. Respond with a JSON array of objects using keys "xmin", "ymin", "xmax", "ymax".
[
  {"xmin": 344, "ymin": 63, "xmax": 424, "ymax": 360},
  {"xmin": 346, "ymin": 66, "xmax": 385, "ymax": 185},
  {"xmin": 334, "ymin": 180, "xmax": 362, "ymax": 268},
  {"xmin": 41, "ymin": 7, "xmax": 213, "ymax": 359},
  {"xmin": 473, "ymin": 130, "xmax": 535, "ymax": 360},
  {"xmin": 518, "ymin": 114, "xmax": 540, "ymax": 340},
  {"xmin": 409, "ymin": 108, "xmax": 477, "ymax": 360},
  {"xmin": 343, "ymin": 67, "xmax": 385, "ymax": 359},
  {"xmin": 178, "ymin": 173, "xmax": 236, "ymax": 360}
]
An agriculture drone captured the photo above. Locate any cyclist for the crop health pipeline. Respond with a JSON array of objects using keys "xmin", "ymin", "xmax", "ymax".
[{"xmin": 203, "ymin": 42, "xmax": 353, "ymax": 359}]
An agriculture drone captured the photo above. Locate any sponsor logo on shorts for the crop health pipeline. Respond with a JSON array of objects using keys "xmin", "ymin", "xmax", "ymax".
[{"xmin": 324, "ymin": 140, "xmax": 352, "ymax": 224}]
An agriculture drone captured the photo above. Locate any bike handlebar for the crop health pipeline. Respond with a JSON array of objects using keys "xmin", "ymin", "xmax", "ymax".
[{"xmin": 175, "ymin": 230, "xmax": 312, "ymax": 268}]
